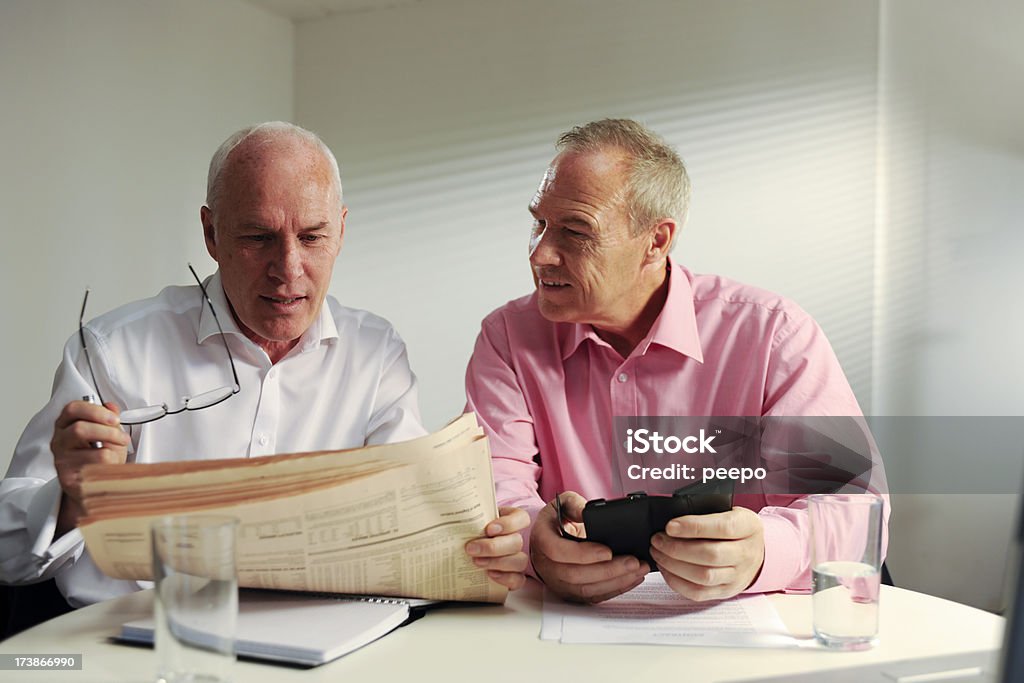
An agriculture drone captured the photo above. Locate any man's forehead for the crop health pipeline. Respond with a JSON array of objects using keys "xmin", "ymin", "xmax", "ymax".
[
  {"xmin": 231, "ymin": 132, "xmax": 313, "ymax": 161},
  {"xmin": 531, "ymin": 149, "xmax": 629, "ymax": 209},
  {"xmin": 530, "ymin": 164, "xmax": 556, "ymax": 209},
  {"xmin": 230, "ymin": 140, "xmax": 322, "ymax": 178},
  {"xmin": 222, "ymin": 144, "xmax": 338, "ymax": 201}
]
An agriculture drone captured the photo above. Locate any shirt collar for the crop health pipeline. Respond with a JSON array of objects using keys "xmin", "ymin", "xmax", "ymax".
[
  {"xmin": 197, "ymin": 271, "xmax": 339, "ymax": 351},
  {"xmin": 560, "ymin": 317, "xmax": 601, "ymax": 361},
  {"xmin": 558, "ymin": 257, "xmax": 704, "ymax": 363}
]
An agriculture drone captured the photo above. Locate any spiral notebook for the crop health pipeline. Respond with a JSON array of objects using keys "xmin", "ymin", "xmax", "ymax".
[{"xmin": 119, "ymin": 589, "xmax": 436, "ymax": 667}]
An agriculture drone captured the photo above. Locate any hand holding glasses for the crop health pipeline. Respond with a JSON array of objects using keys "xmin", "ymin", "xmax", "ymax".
[{"xmin": 78, "ymin": 264, "xmax": 241, "ymax": 427}]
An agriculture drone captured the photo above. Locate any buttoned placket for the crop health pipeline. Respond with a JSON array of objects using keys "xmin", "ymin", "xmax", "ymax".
[
  {"xmin": 249, "ymin": 361, "xmax": 280, "ymax": 457},
  {"xmin": 610, "ymin": 357, "xmax": 640, "ymax": 419}
]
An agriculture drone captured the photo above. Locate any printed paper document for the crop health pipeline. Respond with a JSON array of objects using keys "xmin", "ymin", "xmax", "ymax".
[{"xmin": 542, "ymin": 573, "xmax": 797, "ymax": 648}]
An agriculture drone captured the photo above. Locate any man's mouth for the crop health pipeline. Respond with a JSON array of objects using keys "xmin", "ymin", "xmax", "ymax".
[
  {"xmin": 261, "ymin": 295, "xmax": 306, "ymax": 305},
  {"xmin": 537, "ymin": 272, "xmax": 571, "ymax": 288}
]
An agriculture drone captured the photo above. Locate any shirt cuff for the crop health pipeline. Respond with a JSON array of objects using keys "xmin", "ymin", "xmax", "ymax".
[
  {"xmin": 744, "ymin": 513, "xmax": 801, "ymax": 594},
  {"xmin": 28, "ymin": 477, "xmax": 84, "ymax": 574}
]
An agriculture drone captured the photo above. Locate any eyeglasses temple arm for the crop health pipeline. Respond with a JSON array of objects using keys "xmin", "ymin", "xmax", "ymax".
[
  {"xmin": 188, "ymin": 263, "xmax": 241, "ymax": 393},
  {"xmin": 78, "ymin": 289, "xmax": 107, "ymax": 405}
]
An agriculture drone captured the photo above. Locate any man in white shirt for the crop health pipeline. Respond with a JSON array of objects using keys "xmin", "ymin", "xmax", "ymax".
[{"xmin": 0, "ymin": 122, "xmax": 528, "ymax": 609}]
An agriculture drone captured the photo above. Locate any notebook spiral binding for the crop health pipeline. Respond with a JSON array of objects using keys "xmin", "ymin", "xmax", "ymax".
[
  {"xmin": 322, "ymin": 593, "xmax": 410, "ymax": 606},
  {"xmin": 354, "ymin": 596, "xmax": 407, "ymax": 605},
  {"xmin": 248, "ymin": 587, "xmax": 411, "ymax": 606}
]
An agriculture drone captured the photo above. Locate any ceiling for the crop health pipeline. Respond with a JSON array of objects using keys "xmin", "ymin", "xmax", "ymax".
[{"xmin": 242, "ymin": 0, "xmax": 428, "ymax": 22}]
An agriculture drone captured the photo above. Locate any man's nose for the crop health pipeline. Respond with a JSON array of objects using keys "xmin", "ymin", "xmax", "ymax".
[
  {"xmin": 269, "ymin": 239, "xmax": 303, "ymax": 282},
  {"xmin": 529, "ymin": 228, "xmax": 560, "ymax": 268}
]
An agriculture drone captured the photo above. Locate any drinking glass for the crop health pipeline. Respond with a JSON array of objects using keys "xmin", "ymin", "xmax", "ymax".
[
  {"xmin": 152, "ymin": 515, "xmax": 239, "ymax": 683},
  {"xmin": 808, "ymin": 494, "xmax": 884, "ymax": 650}
]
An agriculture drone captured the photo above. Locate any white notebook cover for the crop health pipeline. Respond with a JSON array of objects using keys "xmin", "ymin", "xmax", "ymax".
[{"xmin": 119, "ymin": 590, "xmax": 413, "ymax": 667}]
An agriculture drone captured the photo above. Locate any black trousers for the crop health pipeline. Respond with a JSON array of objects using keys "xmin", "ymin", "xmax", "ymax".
[{"xmin": 0, "ymin": 580, "xmax": 73, "ymax": 640}]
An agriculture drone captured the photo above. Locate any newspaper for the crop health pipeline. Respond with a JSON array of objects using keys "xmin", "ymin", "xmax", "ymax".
[{"xmin": 78, "ymin": 413, "xmax": 507, "ymax": 604}]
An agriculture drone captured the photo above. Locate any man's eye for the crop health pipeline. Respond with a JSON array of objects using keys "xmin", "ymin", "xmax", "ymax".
[
  {"xmin": 300, "ymin": 234, "xmax": 322, "ymax": 243},
  {"xmin": 564, "ymin": 228, "xmax": 585, "ymax": 238},
  {"xmin": 245, "ymin": 235, "xmax": 271, "ymax": 242}
]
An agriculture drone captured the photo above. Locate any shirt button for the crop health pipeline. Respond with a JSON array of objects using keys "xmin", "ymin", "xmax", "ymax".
[
  {"xmin": 258, "ymin": 434, "xmax": 268, "ymax": 446},
  {"xmin": 617, "ymin": 373, "xmax": 628, "ymax": 383}
]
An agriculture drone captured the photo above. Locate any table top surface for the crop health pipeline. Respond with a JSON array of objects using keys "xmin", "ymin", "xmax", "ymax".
[{"xmin": 0, "ymin": 582, "xmax": 1004, "ymax": 683}]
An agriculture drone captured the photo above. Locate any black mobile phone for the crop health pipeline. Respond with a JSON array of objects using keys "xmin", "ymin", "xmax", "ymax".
[{"xmin": 580, "ymin": 480, "xmax": 735, "ymax": 566}]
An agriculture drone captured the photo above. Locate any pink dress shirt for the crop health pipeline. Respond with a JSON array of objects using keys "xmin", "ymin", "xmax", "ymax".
[{"xmin": 465, "ymin": 258, "xmax": 888, "ymax": 593}]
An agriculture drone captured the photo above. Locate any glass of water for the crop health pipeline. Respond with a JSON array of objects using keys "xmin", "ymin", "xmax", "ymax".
[
  {"xmin": 808, "ymin": 494, "xmax": 884, "ymax": 650},
  {"xmin": 152, "ymin": 515, "xmax": 239, "ymax": 683}
]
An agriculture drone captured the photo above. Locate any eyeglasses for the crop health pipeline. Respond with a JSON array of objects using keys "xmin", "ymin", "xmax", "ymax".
[
  {"xmin": 79, "ymin": 264, "xmax": 241, "ymax": 426},
  {"xmin": 554, "ymin": 494, "xmax": 585, "ymax": 543}
]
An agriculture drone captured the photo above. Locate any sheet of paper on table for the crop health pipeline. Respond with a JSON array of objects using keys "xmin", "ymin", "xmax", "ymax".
[{"xmin": 541, "ymin": 573, "xmax": 806, "ymax": 648}]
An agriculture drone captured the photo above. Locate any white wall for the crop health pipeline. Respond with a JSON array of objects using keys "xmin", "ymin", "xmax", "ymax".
[
  {"xmin": 0, "ymin": 0, "xmax": 293, "ymax": 469},
  {"xmin": 295, "ymin": 0, "xmax": 880, "ymax": 432},
  {"xmin": 874, "ymin": 0, "xmax": 1024, "ymax": 610}
]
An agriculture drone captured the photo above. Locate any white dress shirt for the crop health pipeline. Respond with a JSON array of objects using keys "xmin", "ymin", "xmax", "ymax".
[{"xmin": 0, "ymin": 272, "xmax": 426, "ymax": 606}]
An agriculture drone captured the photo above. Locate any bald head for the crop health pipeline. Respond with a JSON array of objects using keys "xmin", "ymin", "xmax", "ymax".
[{"xmin": 205, "ymin": 122, "xmax": 343, "ymax": 218}]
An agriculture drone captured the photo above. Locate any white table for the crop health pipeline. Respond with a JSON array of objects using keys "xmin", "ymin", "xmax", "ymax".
[{"xmin": 0, "ymin": 581, "xmax": 1003, "ymax": 682}]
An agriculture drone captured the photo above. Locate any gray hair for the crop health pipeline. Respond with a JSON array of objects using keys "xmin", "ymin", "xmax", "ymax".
[
  {"xmin": 205, "ymin": 121, "xmax": 343, "ymax": 214},
  {"xmin": 556, "ymin": 118, "xmax": 690, "ymax": 235}
]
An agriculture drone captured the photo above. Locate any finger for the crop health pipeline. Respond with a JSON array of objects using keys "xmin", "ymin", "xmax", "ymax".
[
  {"xmin": 532, "ymin": 506, "xmax": 611, "ymax": 564},
  {"xmin": 485, "ymin": 507, "xmax": 530, "ymax": 535},
  {"xmin": 649, "ymin": 546, "xmax": 737, "ymax": 586},
  {"xmin": 666, "ymin": 508, "xmax": 760, "ymax": 540},
  {"xmin": 556, "ymin": 491, "xmax": 588, "ymax": 523},
  {"xmin": 546, "ymin": 555, "xmax": 648, "ymax": 586},
  {"xmin": 473, "ymin": 552, "xmax": 529, "ymax": 573},
  {"xmin": 651, "ymin": 533, "xmax": 736, "ymax": 568},
  {"xmin": 486, "ymin": 570, "xmax": 527, "ymax": 591},
  {"xmin": 561, "ymin": 568, "xmax": 648, "ymax": 604},
  {"xmin": 55, "ymin": 446, "xmax": 129, "ymax": 499},
  {"xmin": 466, "ymin": 532, "xmax": 523, "ymax": 558},
  {"xmin": 660, "ymin": 569, "xmax": 740, "ymax": 602},
  {"xmin": 537, "ymin": 535, "xmax": 610, "ymax": 564},
  {"xmin": 61, "ymin": 419, "xmax": 131, "ymax": 449},
  {"xmin": 55, "ymin": 446, "xmax": 129, "ymax": 475},
  {"xmin": 55, "ymin": 400, "xmax": 121, "ymax": 430}
]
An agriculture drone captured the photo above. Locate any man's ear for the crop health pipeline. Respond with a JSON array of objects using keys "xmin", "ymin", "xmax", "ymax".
[
  {"xmin": 645, "ymin": 218, "xmax": 677, "ymax": 264},
  {"xmin": 337, "ymin": 205, "xmax": 348, "ymax": 252},
  {"xmin": 201, "ymin": 206, "xmax": 218, "ymax": 261}
]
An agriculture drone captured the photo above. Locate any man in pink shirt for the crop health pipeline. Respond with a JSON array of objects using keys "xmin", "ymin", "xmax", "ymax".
[{"xmin": 464, "ymin": 119, "xmax": 887, "ymax": 603}]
